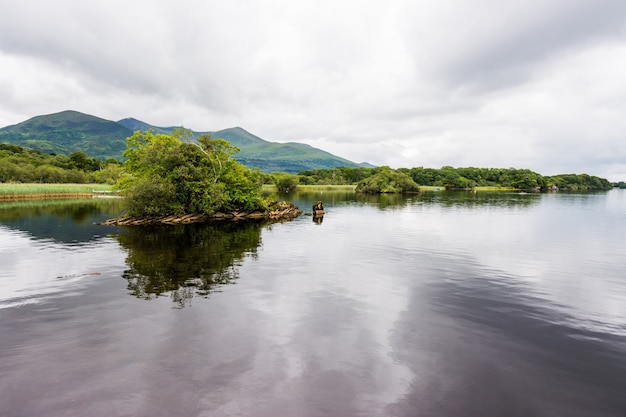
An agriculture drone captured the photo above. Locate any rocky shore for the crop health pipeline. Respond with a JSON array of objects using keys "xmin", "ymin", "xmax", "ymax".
[{"xmin": 100, "ymin": 201, "xmax": 302, "ymax": 226}]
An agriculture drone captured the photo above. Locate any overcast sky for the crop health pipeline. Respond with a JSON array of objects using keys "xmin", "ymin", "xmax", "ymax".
[{"xmin": 1, "ymin": 0, "xmax": 626, "ymax": 180}]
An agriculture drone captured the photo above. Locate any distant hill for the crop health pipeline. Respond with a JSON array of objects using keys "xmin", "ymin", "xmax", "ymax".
[
  {"xmin": 1, "ymin": 111, "xmax": 373, "ymax": 173},
  {"xmin": 211, "ymin": 127, "xmax": 366, "ymax": 173},
  {"xmin": 119, "ymin": 120, "xmax": 371, "ymax": 173},
  {"xmin": 116, "ymin": 118, "xmax": 178, "ymax": 136},
  {"xmin": 0, "ymin": 110, "xmax": 132, "ymax": 160}
]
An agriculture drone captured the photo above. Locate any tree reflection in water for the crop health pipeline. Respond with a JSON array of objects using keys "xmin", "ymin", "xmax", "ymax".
[{"xmin": 116, "ymin": 221, "xmax": 265, "ymax": 308}]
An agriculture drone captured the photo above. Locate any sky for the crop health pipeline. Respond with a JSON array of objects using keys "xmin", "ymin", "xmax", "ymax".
[{"xmin": 1, "ymin": 0, "xmax": 626, "ymax": 180}]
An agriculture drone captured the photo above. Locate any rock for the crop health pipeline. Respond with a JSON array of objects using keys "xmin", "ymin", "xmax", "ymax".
[{"xmin": 312, "ymin": 200, "xmax": 325, "ymax": 217}]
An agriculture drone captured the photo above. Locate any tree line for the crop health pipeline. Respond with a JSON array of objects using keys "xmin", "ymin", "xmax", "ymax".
[
  {"xmin": 0, "ymin": 143, "xmax": 121, "ymax": 184},
  {"xmin": 273, "ymin": 165, "xmax": 614, "ymax": 192},
  {"xmin": 0, "ymin": 141, "xmax": 616, "ymax": 193}
]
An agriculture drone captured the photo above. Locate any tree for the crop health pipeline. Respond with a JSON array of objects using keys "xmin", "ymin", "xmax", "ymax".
[
  {"xmin": 274, "ymin": 173, "xmax": 299, "ymax": 193},
  {"xmin": 116, "ymin": 131, "xmax": 267, "ymax": 217},
  {"xmin": 69, "ymin": 151, "xmax": 99, "ymax": 171},
  {"xmin": 355, "ymin": 167, "xmax": 420, "ymax": 193}
]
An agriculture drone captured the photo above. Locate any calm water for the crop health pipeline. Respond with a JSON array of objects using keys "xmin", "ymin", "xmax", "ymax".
[{"xmin": 1, "ymin": 191, "xmax": 625, "ymax": 417}]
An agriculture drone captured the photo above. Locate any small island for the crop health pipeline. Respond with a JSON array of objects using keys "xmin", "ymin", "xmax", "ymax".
[
  {"xmin": 101, "ymin": 200, "xmax": 301, "ymax": 225},
  {"xmin": 102, "ymin": 129, "xmax": 301, "ymax": 226}
]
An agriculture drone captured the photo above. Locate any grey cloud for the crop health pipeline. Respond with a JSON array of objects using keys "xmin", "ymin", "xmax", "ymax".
[
  {"xmin": 1, "ymin": 0, "xmax": 626, "ymax": 180},
  {"xmin": 401, "ymin": 0, "xmax": 626, "ymax": 92}
]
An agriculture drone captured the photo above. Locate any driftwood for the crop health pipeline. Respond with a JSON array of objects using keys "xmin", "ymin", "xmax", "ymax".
[{"xmin": 100, "ymin": 201, "xmax": 302, "ymax": 226}]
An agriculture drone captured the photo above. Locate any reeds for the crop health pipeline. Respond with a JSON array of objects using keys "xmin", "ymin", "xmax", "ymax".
[{"xmin": 0, "ymin": 183, "xmax": 114, "ymax": 199}]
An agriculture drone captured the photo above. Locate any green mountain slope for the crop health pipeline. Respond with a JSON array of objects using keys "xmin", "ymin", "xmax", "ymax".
[
  {"xmin": 0, "ymin": 110, "xmax": 132, "ymax": 160},
  {"xmin": 116, "ymin": 118, "xmax": 178, "ymax": 135},
  {"xmin": 0, "ymin": 111, "xmax": 372, "ymax": 172},
  {"xmin": 117, "ymin": 120, "xmax": 368, "ymax": 173},
  {"xmin": 212, "ymin": 127, "xmax": 363, "ymax": 173}
]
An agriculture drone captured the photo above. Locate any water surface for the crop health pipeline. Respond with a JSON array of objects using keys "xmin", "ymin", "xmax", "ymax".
[{"xmin": 1, "ymin": 191, "xmax": 625, "ymax": 416}]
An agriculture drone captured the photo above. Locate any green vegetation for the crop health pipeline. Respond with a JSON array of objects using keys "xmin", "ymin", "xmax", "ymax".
[
  {"xmin": 292, "ymin": 184, "xmax": 356, "ymax": 191},
  {"xmin": 297, "ymin": 166, "xmax": 373, "ymax": 185},
  {"xmin": 0, "ymin": 143, "xmax": 121, "ymax": 184},
  {"xmin": 0, "ymin": 183, "xmax": 112, "ymax": 196},
  {"xmin": 203, "ymin": 127, "xmax": 368, "ymax": 173},
  {"xmin": 117, "ymin": 123, "xmax": 373, "ymax": 173},
  {"xmin": 273, "ymin": 173, "xmax": 300, "ymax": 193},
  {"xmin": 354, "ymin": 167, "xmax": 420, "ymax": 193},
  {"xmin": 2, "ymin": 111, "xmax": 368, "ymax": 173},
  {"xmin": 2, "ymin": 110, "xmax": 616, "ymax": 195},
  {"xmin": 545, "ymin": 173, "xmax": 612, "ymax": 191},
  {"xmin": 402, "ymin": 166, "xmax": 547, "ymax": 190},
  {"xmin": 116, "ymin": 130, "xmax": 267, "ymax": 217},
  {"xmin": 401, "ymin": 167, "xmax": 613, "ymax": 191},
  {"xmin": 288, "ymin": 166, "xmax": 613, "ymax": 192}
]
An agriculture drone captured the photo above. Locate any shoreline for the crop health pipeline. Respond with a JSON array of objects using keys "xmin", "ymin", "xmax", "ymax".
[
  {"xmin": 0, "ymin": 183, "xmax": 115, "ymax": 200},
  {"xmin": 0, "ymin": 193, "xmax": 112, "ymax": 201}
]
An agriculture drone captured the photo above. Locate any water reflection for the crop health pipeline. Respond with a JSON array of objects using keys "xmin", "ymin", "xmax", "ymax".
[
  {"xmin": 115, "ymin": 222, "xmax": 264, "ymax": 308},
  {"xmin": 269, "ymin": 190, "xmax": 542, "ymax": 213},
  {"xmin": 0, "ymin": 198, "xmax": 125, "ymax": 243},
  {"xmin": 1, "ymin": 191, "xmax": 625, "ymax": 416},
  {"xmin": 387, "ymin": 259, "xmax": 626, "ymax": 416},
  {"xmin": 264, "ymin": 190, "xmax": 358, "ymax": 211},
  {"xmin": 417, "ymin": 190, "xmax": 542, "ymax": 208},
  {"xmin": 0, "ymin": 199, "xmax": 127, "ymax": 308}
]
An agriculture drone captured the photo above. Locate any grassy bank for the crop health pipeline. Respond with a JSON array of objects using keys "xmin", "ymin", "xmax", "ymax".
[
  {"xmin": 262, "ymin": 184, "xmax": 518, "ymax": 192},
  {"xmin": 262, "ymin": 184, "xmax": 356, "ymax": 192},
  {"xmin": 418, "ymin": 185, "xmax": 518, "ymax": 191},
  {"xmin": 296, "ymin": 184, "xmax": 356, "ymax": 191},
  {"xmin": 474, "ymin": 186, "xmax": 518, "ymax": 191},
  {"xmin": 0, "ymin": 183, "xmax": 115, "ymax": 200}
]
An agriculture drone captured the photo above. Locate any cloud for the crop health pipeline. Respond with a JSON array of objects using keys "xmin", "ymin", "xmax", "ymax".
[{"xmin": 1, "ymin": 0, "xmax": 626, "ymax": 179}]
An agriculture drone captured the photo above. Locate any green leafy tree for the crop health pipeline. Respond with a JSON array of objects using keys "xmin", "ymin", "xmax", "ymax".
[
  {"xmin": 116, "ymin": 131, "xmax": 266, "ymax": 216},
  {"xmin": 69, "ymin": 151, "xmax": 99, "ymax": 171},
  {"xmin": 546, "ymin": 173, "xmax": 612, "ymax": 191},
  {"xmin": 274, "ymin": 173, "xmax": 299, "ymax": 193},
  {"xmin": 355, "ymin": 167, "xmax": 420, "ymax": 193},
  {"xmin": 0, "ymin": 143, "xmax": 117, "ymax": 184}
]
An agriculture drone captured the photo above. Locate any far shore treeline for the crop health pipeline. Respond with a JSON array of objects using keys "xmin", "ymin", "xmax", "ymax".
[{"xmin": 1, "ymin": 139, "xmax": 623, "ymax": 195}]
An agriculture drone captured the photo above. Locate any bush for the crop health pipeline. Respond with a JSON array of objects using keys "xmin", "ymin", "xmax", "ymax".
[
  {"xmin": 355, "ymin": 169, "xmax": 420, "ymax": 193},
  {"xmin": 116, "ymin": 130, "xmax": 267, "ymax": 216},
  {"xmin": 124, "ymin": 177, "xmax": 181, "ymax": 216},
  {"xmin": 275, "ymin": 173, "xmax": 299, "ymax": 193}
]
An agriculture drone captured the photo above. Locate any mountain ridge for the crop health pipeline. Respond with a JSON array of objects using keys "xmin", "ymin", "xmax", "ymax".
[
  {"xmin": 0, "ymin": 110, "xmax": 132, "ymax": 159},
  {"xmin": 0, "ymin": 110, "xmax": 373, "ymax": 172}
]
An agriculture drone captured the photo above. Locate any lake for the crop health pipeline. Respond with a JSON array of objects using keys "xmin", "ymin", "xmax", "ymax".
[{"xmin": 1, "ymin": 190, "xmax": 625, "ymax": 417}]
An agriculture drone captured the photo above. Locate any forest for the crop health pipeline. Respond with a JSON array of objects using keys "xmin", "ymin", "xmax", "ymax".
[
  {"xmin": 0, "ymin": 142, "xmax": 617, "ymax": 193},
  {"xmin": 0, "ymin": 143, "xmax": 121, "ymax": 184},
  {"xmin": 294, "ymin": 166, "xmax": 615, "ymax": 192}
]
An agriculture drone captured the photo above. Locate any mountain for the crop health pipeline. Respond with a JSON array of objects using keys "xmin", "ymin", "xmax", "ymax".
[
  {"xmin": 121, "ymin": 120, "xmax": 370, "ymax": 173},
  {"xmin": 118, "ymin": 118, "xmax": 373, "ymax": 173},
  {"xmin": 116, "ymin": 117, "xmax": 178, "ymax": 136},
  {"xmin": 1, "ymin": 111, "xmax": 373, "ymax": 173},
  {"xmin": 0, "ymin": 110, "xmax": 132, "ymax": 160},
  {"xmin": 210, "ymin": 127, "xmax": 365, "ymax": 173}
]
